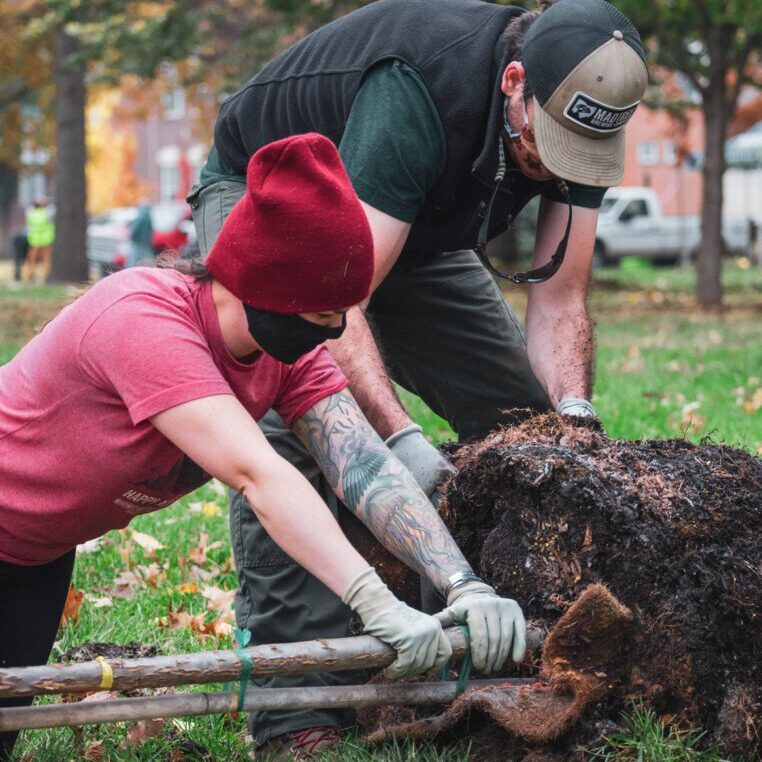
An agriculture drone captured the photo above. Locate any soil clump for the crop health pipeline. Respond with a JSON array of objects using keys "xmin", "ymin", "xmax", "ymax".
[{"xmin": 354, "ymin": 415, "xmax": 761, "ymax": 759}]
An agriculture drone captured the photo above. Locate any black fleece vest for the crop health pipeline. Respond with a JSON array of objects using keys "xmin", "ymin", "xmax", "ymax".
[{"xmin": 214, "ymin": 0, "xmax": 551, "ymax": 260}]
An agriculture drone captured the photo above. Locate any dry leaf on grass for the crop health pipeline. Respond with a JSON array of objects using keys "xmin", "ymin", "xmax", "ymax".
[
  {"xmin": 158, "ymin": 603, "xmax": 233, "ymax": 638},
  {"xmin": 188, "ymin": 532, "xmax": 223, "ymax": 566},
  {"xmin": 108, "ymin": 569, "xmax": 143, "ymax": 599},
  {"xmin": 83, "ymin": 740, "xmax": 106, "ymax": 761},
  {"xmin": 80, "ymin": 690, "xmax": 120, "ymax": 703},
  {"xmin": 60, "ymin": 586, "xmax": 84, "ymax": 625},
  {"xmin": 126, "ymin": 718, "xmax": 166, "ymax": 746},
  {"xmin": 202, "ymin": 501, "xmax": 221, "ymax": 518},
  {"xmin": 119, "ymin": 537, "xmax": 136, "ymax": 568},
  {"xmin": 208, "ymin": 479, "xmax": 226, "ymax": 496},
  {"xmin": 202, "ymin": 585, "xmax": 236, "ymax": 623},
  {"xmin": 85, "ymin": 594, "xmax": 114, "ymax": 608},
  {"xmin": 137, "ymin": 562, "xmax": 167, "ymax": 587},
  {"xmin": 132, "ymin": 530, "xmax": 164, "ymax": 553}
]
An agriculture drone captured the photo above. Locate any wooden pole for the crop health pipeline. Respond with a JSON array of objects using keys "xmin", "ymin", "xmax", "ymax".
[
  {"xmin": 0, "ymin": 679, "xmax": 537, "ymax": 732},
  {"xmin": 0, "ymin": 631, "xmax": 468, "ymax": 699},
  {"xmin": 0, "ymin": 627, "xmax": 544, "ymax": 700}
]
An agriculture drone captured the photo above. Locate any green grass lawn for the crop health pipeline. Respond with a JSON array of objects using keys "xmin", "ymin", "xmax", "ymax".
[{"xmin": 1, "ymin": 261, "xmax": 759, "ymax": 760}]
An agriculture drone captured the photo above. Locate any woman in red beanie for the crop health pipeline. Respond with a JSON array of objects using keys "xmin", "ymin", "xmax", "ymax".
[{"xmin": 0, "ymin": 133, "xmax": 526, "ymax": 758}]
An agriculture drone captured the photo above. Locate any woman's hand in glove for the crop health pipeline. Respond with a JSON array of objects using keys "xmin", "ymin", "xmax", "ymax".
[
  {"xmin": 343, "ymin": 567, "xmax": 452, "ymax": 678},
  {"xmin": 435, "ymin": 580, "xmax": 526, "ymax": 673}
]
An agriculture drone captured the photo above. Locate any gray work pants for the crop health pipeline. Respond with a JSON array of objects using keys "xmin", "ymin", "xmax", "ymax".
[{"xmin": 188, "ymin": 180, "xmax": 550, "ymax": 744}]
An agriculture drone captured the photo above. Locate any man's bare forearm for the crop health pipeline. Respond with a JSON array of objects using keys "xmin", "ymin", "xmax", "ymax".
[
  {"xmin": 326, "ymin": 305, "xmax": 411, "ymax": 438},
  {"xmin": 526, "ymin": 302, "xmax": 594, "ymax": 406},
  {"xmin": 293, "ymin": 390, "xmax": 471, "ymax": 592}
]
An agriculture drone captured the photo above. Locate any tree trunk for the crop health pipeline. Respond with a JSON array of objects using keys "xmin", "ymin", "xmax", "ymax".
[
  {"xmin": 51, "ymin": 29, "xmax": 88, "ymax": 283},
  {"xmin": 0, "ymin": 164, "xmax": 18, "ymax": 260},
  {"xmin": 696, "ymin": 34, "xmax": 729, "ymax": 308}
]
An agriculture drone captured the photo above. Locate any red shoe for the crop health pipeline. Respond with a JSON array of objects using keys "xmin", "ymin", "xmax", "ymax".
[{"xmin": 260, "ymin": 726, "xmax": 343, "ymax": 760}]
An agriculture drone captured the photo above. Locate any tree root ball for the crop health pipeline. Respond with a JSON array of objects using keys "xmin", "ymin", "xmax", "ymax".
[{"xmin": 357, "ymin": 415, "xmax": 762, "ymax": 757}]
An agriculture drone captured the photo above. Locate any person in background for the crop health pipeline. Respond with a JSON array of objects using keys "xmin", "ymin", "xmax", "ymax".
[
  {"xmin": 0, "ymin": 134, "xmax": 525, "ymax": 760},
  {"xmin": 23, "ymin": 198, "xmax": 54, "ymax": 283},
  {"xmin": 128, "ymin": 199, "xmax": 154, "ymax": 267},
  {"xmin": 11, "ymin": 228, "xmax": 28, "ymax": 283}
]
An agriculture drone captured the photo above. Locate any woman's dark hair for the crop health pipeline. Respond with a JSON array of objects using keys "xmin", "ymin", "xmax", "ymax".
[
  {"xmin": 500, "ymin": 0, "xmax": 557, "ymax": 100},
  {"xmin": 155, "ymin": 249, "xmax": 212, "ymax": 281}
]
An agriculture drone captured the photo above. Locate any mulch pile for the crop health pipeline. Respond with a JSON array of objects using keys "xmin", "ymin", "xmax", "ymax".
[{"xmin": 352, "ymin": 415, "xmax": 762, "ymax": 759}]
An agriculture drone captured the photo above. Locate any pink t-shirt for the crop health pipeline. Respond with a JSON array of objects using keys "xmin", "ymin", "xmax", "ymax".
[{"xmin": 0, "ymin": 268, "xmax": 347, "ymax": 565}]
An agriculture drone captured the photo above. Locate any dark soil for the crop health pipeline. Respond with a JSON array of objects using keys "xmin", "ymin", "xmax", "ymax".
[
  {"xmin": 356, "ymin": 415, "xmax": 762, "ymax": 759},
  {"xmin": 59, "ymin": 642, "xmax": 159, "ymax": 663}
]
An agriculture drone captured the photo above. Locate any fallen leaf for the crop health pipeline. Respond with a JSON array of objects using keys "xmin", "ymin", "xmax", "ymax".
[
  {"xmin": 60, "ymin": 586, "xmax": 84, "ymax": 625},
  {"xmin": 742, "ymin": 388, "xmax": 762, "ymax": 414},
  {"xmin": 680, "ymin": 401, "xmax": 706, "ymax": 434},
  {"xmin": 81, "ymin": 690, "xmax": 120, "ymax": 703},
  {"xmin": 119, "ymin": 537, "xmax": 136, "ymax": 569},
  {"xmin": 179, "ymin": 582, "xmax": 199, "ymax": 594},
  {"xmin": 83, "ymin": 740, "xmax": 106, "ymax": 761},
  {"xmin": 86, "ymin": 595, "xmax": 114, "ymax": 608},
  {"xmin": 127, "ymin": 718, "xmax": 166, "ymax": 746},
  {"xmin": 109, "ymin": 569, "xmax": 142, "ymax": 599},
  {"xmin": 137, "ymin": 562, "xmax": 167, "ymax": 588},
  {"xmin": 202, "ymin": 585, "xmax": 236, "ymax": 623},
  {"xmin": 202, "ymin": 501, "xmax": 221, "ymax": 518},
  {"xmin": 207, "ymin": 618, "xmax": 234, "ymax": 638},
  {"xmin": 187, "ymin": 564, "xmax": 216, "ymax": 583},
  {"xmin": 132, "ymin": 530, "xmax": 164, "ymax": 553},
  {"xmin": 208, "ymin": 479, "xmax": 226, "ymax": 496},
  {"xmin": 76, "ymin": 538, "xmax": 102, "ymax": 555},
  {"xmin": 188, "ymin": 532, "xmax": 223, "ymax": 567}
]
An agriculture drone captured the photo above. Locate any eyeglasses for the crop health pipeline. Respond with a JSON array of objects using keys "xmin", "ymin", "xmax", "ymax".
[{"xmin": 473, "ymin": 120, "xmax": 573, "ymax": 285}]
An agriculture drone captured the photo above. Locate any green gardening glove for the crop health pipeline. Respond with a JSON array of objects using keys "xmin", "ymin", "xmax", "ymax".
[
  {"xmin": 343, "ymin": 567, "xmax": 452, "ymax": 678},
  {"xmin": 435, "ymin": 581, "xmax": 526, "ymax": 673}
]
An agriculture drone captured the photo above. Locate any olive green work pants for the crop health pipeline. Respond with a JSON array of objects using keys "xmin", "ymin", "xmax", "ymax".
[{"xmin": 188, "ymin": 180, "xmax": 550, "ymax": 744}]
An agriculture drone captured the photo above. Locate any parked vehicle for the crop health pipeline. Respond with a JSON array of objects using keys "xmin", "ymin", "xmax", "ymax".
[
  {"xmin": 87, "ymin": 201, "xmax": 194, "ymax": 276},
  {"xmin": 593, "ymin": 187, "xmax": 752, "ymax": 266}
]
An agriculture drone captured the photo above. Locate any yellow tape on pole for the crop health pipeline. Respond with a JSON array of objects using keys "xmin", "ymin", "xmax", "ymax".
[{"xmin": 95, "ymin": 657, "xmax": 113, "ymax": 690}]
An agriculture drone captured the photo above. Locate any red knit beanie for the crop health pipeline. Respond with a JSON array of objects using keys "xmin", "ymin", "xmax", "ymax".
[{"xmin": 206, "ymin": 133, "xmax": 373, "ymax": 313}]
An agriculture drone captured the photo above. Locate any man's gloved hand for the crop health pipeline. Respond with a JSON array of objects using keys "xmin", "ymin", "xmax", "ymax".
[
  {"xmin": 556, "ymin": 397, "xmax": 597, "ymax": 418},
  {"xmin": 435, "ymin": 580, "xmax": 526, "ymax": 673},
  {"xmin": 343, "ymin": 567, "xmax": 452, "ymax": 678},
  {"xmin": 385, "ymin": 424, "xmax": 456, "ymax": 497}
]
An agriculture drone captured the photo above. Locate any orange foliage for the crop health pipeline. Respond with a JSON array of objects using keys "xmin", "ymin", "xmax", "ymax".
[{"xmin": 87, "ymin": 89, "xmax": 151, "ymax": 212}]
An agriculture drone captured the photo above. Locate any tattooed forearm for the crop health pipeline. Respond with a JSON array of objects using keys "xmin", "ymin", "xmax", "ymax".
[{"xmin": 293, "ymin": 390, "xmax": 471, "ymax": 591}]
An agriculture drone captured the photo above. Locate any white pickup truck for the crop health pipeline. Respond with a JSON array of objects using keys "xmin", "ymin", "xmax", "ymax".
[{"xmin": 593, "ymin": 187, "xmax": 752, "ymax": 266}]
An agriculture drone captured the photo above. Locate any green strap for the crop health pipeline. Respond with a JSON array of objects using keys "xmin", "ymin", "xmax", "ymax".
[
  {"xmin": 441, "ymin": 625, "xmax": 472, "ymax": 697},
  {"xmin": 232, "ymin": 628, "xmax": 253, "ymax": 712}
]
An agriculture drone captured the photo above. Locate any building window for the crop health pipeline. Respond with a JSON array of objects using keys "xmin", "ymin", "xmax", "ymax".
[
  {"xmin": 663, "ymin": 141, "xmax": 678, "ymax": 167},
  {"xmin": 18, "ymin": 172, "xmax": 47, "ymax": 207},
  {"xmin": 159, "ymin": 164, "xmax": 180, "ymax": 201},
  {"xmin": 636, "ymin": 141, "xmax": 659, "ymax": 166},
  {"xmin": 162, "ymin": 88, "xmax": 186, "ymax": 120}
]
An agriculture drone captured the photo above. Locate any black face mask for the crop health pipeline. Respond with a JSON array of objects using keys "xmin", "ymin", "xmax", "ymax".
[{"xmin": 244, "ymin": 305, "xmax": 347, "ymax": 365}]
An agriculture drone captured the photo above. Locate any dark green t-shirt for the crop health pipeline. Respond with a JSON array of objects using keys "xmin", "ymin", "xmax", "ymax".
[{"xmin": 200, "ymin": 59, "xmax": 607, "ymax": 218}]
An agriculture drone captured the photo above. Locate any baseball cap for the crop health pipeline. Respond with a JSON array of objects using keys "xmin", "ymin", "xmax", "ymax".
[{"xmin": 522, "ymin": 0, "xmax": 648, "ymax": 187}]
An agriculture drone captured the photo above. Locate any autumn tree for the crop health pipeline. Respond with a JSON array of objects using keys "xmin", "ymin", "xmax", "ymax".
[
  {"xmin": 614, "ymin": 0, "xmax": 762, "ymax": 308},
  {"xmin": 4, "ymin": 0, "xmax": 372, "ymax": 281},
  {"xmin": 0, "ymin": 0, "xmax": 53, "ymax": 257}
]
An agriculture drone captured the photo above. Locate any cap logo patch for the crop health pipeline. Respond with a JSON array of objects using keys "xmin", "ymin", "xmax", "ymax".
[{"xmin": 564, "ymin": 92, "xmax": 639, "ymax": 133}]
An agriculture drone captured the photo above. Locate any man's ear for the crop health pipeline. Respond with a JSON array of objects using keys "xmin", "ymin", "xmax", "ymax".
[{"xmin": 501, "ymin": 61, "xmax": 526, "ymax": 97}]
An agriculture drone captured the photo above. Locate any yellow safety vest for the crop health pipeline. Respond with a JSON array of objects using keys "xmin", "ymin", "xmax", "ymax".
[{"xmin": 26, "ymin": 207, "xmax": 55, "ymax": 248}]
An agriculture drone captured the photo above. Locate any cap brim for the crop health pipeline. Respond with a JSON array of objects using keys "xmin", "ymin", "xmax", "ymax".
[{"xmin": 533, "ymin": 96, "xmax": 625, "ymax": 187}]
